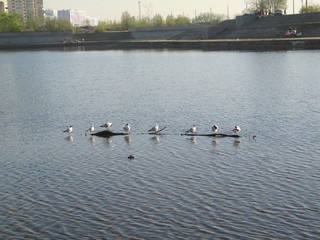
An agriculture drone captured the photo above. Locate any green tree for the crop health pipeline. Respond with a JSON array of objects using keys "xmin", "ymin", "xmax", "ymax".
[
  {"xmin": 301, "ymin": 4, "xmax": 320, "ymax": 13},
  {"xmin": 166, "ymin": 15, "xmax": 175, "ymax": 26},
  {"xmin": 152, "ymin": 14, "xmax": 164, "ymax": 27},
  {"xmin": 24, "ymin": 17, "xmax": 43, "ymax": 31},
  {"xmin": 121, "ymin": 11, "xmax": 136, "ymax": 30},
  {"xmin": 193, "ymin": 12, "xmax": 224, "ymax": 24},
  {"xmin": 0, "ymin": 12, "xmax": 23, "ymax": 32},
  {"xmin": 175, "ymin": 15, "xmax": 191, "ymax": 26},
  {"xmin": 42, "ymin": 18, "xmax": 74, "ymax": 32},
  {"xmin": 102, "ymin": 20, "xmax": 121, "ymax": 31},
  {"xmin": 95, "ymin": 21, "xmax": 107, "ymax": 33}
]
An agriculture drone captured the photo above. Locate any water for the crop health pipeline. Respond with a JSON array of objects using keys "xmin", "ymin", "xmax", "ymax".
[{"xmin": 0, "ymin": 49, "xmax": 319, "ymax": 239}]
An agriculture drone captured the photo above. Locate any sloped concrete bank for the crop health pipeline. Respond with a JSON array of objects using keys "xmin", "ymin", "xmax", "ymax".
[
  {"xmin": 1, "ymin": 38, "xmax": 320, "ymax": 51},
  {"xmin": 0, "ymin": 31, "xmax": 73, "ymax": 45}
]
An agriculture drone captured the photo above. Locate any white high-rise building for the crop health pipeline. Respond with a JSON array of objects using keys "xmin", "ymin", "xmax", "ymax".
[
  {"xmin": 0, "ymin": 0, "xmax": 7, "ymax": 12},
  {"xmin": 58, "ymin": 10, "xmax": 87, "ymax": 27},
  {"xmin": 7, "ymin": 0, "xmax": 43, "ymax": 21},
  {"xmin": 44, "ymin": 9, "xmax": 58, "ymax": 19}
]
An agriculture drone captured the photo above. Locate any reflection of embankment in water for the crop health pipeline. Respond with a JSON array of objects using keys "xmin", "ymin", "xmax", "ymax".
[{"xmin": 63, "ymin": 46, "xmax": 86, "ymax": 51}]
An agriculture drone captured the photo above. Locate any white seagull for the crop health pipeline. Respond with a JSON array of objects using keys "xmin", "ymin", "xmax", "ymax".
[
  {"xmin": 148, "ymin": 124, "xmax": 159, "ymax": 133},
  {"xmin": 212, "ymin": 124, "xmax": 219, "ymax": 133},
  {"xmin": 63, "ymin": 126, "xmax": 73, "ymax": 134},
  {"xmin": 123, "ymin": 123, "xmax": 131, "ymax": 132},
  {"xmin": 100, "ymin": 121, "xmax": 113, "ymax": 128},
  {"xmin": 186, "ymin": 125, "xmax": 196, "ymax": 134},
  {"xmin": 86, "ymin": 124, "xmax": 95, "ymax": 134},
  {"xmin": 233, "ymin": 126, "xmax": 241, "ymax": 134}
]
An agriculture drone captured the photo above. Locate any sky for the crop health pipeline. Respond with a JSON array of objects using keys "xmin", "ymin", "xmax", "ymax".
[{"xmin": 44, "ymin": 0, "xmax": 310, "ymax": 21}]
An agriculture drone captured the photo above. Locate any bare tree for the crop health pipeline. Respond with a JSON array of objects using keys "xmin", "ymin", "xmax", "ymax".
[{"xmin": 248, "ymin": 0, "xmax": 287, "ymax": 10}]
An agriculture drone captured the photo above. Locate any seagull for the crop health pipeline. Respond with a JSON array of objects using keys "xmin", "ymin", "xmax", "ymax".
[
  {"xmin": 212, "ymin": 124, "xmax": 218, "ymax": 133},
  {"xmin": 233, "ymin": 126, "xmax": 241, "ymax": 134},
  {"xmin": 86, "ymin": 124, "xmax": 95, "ymax": 134},
  {"xmin": 63, "ymin": 126, "xmax": 73, "ymax": 134},
  {"xmin": 100, "ymin": 121, "xmax": 112, "ymax": 128},
  {"xmin": 148, "ymin": 124, "xmax": 159, "ymax": 133},
  {"xmin": 123, "ymin": 123, "xmax": 131, "ymax": 132},
  {"xmin": 186, "ymin": 125, "xmax": 196, "ymax": 134}
]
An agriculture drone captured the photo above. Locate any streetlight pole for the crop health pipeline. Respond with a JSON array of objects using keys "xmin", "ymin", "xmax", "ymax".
[
  {"xmin": 138, "ymin": 1, "xmax": 141, "ymax": 20},
  {"xmin": 306, "ymin": 0, "xmax": 308, "ymax": 12},
  {"xmin": 227, "ymin": 5, "xmax": 229, "ymax": 19},
  {"xmin": 293, "ymin": 0, "xmax": 295, "ymax": 14}
]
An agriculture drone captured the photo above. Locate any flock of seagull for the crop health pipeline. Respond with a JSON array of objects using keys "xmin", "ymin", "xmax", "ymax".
[
  {"xmin": 183, "ymin": 124, "xmax": 241, "ymax": 134},
  {"xmin": 63, "ymin": 121, "xmax": 241, "ymax": 135}
]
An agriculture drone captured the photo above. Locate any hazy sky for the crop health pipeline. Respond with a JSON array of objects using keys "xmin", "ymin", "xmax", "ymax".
[{"xmin": 44, "ymin": 0, "xmax": 306, "ymax": 21}]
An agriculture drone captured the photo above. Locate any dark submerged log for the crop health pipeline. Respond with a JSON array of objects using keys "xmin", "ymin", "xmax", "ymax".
[
  {"xmin": 148, "ymin": 127, "xmax": 167, "ymax": 135},
  {"xmin": 91, "ymin": 130, "xmax": 129, "ymax": 137},
  {"xmin": 181, "ymin": 133, "xmax": 241, "ymax": 138},
  {"xmin": 92, "ymin": 129, "xmax": 240, "ymax": 138}
]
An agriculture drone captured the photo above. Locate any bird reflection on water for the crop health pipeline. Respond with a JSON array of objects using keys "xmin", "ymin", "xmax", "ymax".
[
  {"xmin": 124, "ymin": 136, "xmax": 132, "ymax": 145},
  {"xmin": 65, "ymin": 136, "xmax": 74, "ymax": 143},
  {"xmin": 151, "ymin": 136, "xmax": 160, "ymax": 143},
  {"xmin": 104, "ymin": 137, "xmax": 113, "ymax": 148}
]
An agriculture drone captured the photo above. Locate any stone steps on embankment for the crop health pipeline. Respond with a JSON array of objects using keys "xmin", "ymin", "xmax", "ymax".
[
  {"xmin": 249, "ymin": 12, "xmax": 320, "ymax": 28},
  {"xmin": 214, "ymin": 12, "xmax": 320, "ymax": 39}
]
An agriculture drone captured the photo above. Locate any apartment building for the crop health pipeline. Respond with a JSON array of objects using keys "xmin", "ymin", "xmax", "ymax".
[
  {"xmin": 0, "ymin": 0, "xmax": 7, "ymax": 12},
  {"xmin": 7, "ymin": 0, "xmax": 43, "ymax": 21},
  {"xmin": 57, "ymin": 10, "xmax": 88, "ymax": 27}
]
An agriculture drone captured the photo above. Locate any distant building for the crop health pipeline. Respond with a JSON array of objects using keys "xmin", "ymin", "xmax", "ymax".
[
  {"xmin": 45, "ymin": 9, "xmax": 98, "ymax": 27},
  {"xmin": 58, "ymin": 10, "xmax": 87, "ymax": 27},
  {"xmin": 7, "ymin": 0, "xmax": 43, "ymax": 21},
  {"xmin": 0, "ymin": 0, "xmax": 7, "ymax": 12},
  {"xmin": 44, "ymin": 9, "xmax": 57, "ymax": 19},
  {"xmin": 86, "ymin": 16, "xmax": 98, "ymax": 26},
  {"xmin": 0, "ymin": 2, "xmax": 4, "ymax": 12}
]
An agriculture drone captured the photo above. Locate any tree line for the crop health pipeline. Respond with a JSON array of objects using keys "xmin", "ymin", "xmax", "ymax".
[
  {"xmin": 95, "ymin": 11, "xmax": 225, "ymax": 32},
  {"xmin": 245, "ymin": 0, "xmax": 320, "ymax": 14},
  {"xmin": 0, "ymin": 12, "xmax": 73, "ymax": 32},
  {"xmin": 0, "ymin": 11, "xmax": 224, "ymax": 33}
]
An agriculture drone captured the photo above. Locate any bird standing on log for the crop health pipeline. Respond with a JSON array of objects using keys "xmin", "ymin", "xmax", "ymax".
[
  {"xmin": 212, "ymin": 124, "xmax": 218, "ymax": 133},
  {"xmin": 148, "ymin": 124, "xmax": 159, "ymax": 133},
  {"xmin": 186, "ymin": 125, "xmax": 196, "ymax": 134},
  {"xmin": 123, "ymin": 123, "xmax": 131, "ymax": 132},
  {"xmin": 233, "ymin": 126, "xmax": 241, "ymax": 134},
  {"xmin": 100, "ymin": 121, "xmax": 112, "ymax": 129}
]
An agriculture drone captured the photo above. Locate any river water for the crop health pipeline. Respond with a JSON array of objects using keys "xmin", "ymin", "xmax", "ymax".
[{"xmin": 0, "ymin": 49, "xmax": 319, "ymax": 239}]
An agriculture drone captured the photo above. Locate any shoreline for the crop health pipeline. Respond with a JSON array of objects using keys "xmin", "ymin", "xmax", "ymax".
[{"xmin": 1, "ymin": 38, "xmax": 320, "ymax": 51}]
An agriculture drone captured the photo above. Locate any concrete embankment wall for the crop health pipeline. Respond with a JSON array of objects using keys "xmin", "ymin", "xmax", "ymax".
[
  {"xmin": 74, "ymin": 32, "xmax": 133, "ymax": 41},
  {"xmin": 129, "ymin": 25, "xmax": 214, "ymax": 40},
  {"xmin": 128, "ymin": 13, "xmax": 320, "ymax": 40},
  {"xmin": 0, "ymin": 31, "xmax": 72, "ymax": 45},
  {"xmin": 216, "ymin": 12, "xmax": 320, "ymax": 39}
]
